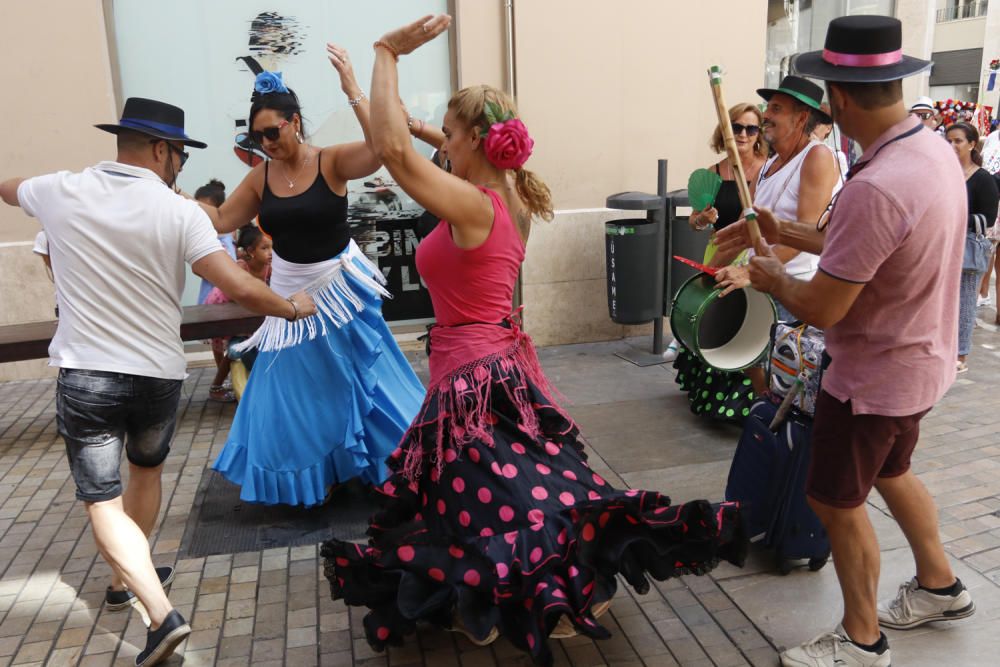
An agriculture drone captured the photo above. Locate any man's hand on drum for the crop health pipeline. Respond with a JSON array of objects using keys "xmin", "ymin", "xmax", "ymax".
[
  {"xmin": 714, "ymin": 265, "xmax": 750, "ymax": 297},
  {"xmin": 747, "ymin": 238, "xmax": 787, "ymax": 295},
  {"xmin": 713, "ymin": 206, "xmax": 782, "ymax": 257}
]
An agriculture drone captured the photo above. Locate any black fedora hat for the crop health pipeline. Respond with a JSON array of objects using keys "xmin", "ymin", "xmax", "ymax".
[
  {"xmin": 757, "ymin": 75, "xmax": 832, "ymax": 123},
  {"xmin": 793, "ymin": 15, "xmax": 931, "ymax": 83},
  {"xmin": 95, "ymin": 97, "xmax": 207, "ymax": 148}
]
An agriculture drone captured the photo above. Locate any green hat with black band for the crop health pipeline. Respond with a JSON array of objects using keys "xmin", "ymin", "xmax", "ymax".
[{"xmin": 757, "ymin": 75, "xmax": 832, "ymax": 124}]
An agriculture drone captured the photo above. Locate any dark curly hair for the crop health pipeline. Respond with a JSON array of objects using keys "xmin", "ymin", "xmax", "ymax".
[
  {"xmin": 236, "ymin": 223, "xmax": 264, "ymax": 254},
  {"xmin": 193, "ymin": 179, "xmax": 226, "ymax": 206},
  {"xmin": 249, "ymin": 88, "xmax": 305, "ymax": 140}
]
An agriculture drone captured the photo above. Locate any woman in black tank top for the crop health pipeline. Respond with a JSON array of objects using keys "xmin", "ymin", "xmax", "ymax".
[
  {"xmin": 259, "ymin": 152, "xmax": 351, "ymax": 263},
  {"xmin": 199, "ymin": 46, "xmax": 379, "ymax": 257},
  {"xmin": 199, "ymin": 48, "xmax": 426, "ymax": 506},
  {"xmin": 668, "ymin": 104, "xmax": 769, "ymax": 419},
  {"xmin": 688, "ymin": 103, "xmax": 768, "ymax": 234}
]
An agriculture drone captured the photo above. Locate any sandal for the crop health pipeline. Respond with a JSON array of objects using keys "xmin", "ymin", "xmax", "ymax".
[
  {"xmin": 208, "ymin": 385, "xmax": 236, "ymax": 402},
  {"xmin": 549, "ymin": 599, "xmax": 611, "ymax": 640},
  {"xmin": 956, "ymin": 361, "xmax": 969, "ymax": 374},
  {"xmin": 448, "ymin": 615, "xmax": 499, "ymax": 646}
]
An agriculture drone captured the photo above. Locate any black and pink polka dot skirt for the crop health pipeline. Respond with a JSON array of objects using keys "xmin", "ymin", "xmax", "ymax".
[{"xmin": 321, "ymin": 350, "xmax": 747, "ymax": 666}]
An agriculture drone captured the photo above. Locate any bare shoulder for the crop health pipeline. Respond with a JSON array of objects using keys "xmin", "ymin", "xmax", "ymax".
[
  {"xmin": 803, "ymin": 144, "xmax": 837, "ymax": 176},
  {"xmin": 243, "ymin": 160, "xmax": 267, "ymax": 195}
]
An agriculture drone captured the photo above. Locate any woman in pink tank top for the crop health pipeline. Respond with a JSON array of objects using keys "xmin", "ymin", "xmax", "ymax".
[{"xmin": 322, "ymin": 16, "xmax": 746, "ymax": 666}]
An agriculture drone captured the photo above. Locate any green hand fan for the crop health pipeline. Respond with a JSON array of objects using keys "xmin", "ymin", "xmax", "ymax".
[{"xmin": 687, "ymin": 168, "xmax": 723, "ymax": 212}]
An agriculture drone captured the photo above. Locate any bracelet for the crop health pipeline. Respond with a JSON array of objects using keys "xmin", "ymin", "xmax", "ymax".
[
  {"xmin": 285, "ymin": 296, "xmax": 299, "ymax": 322},
  {"xmin": 407, "ymin": 116, "xmax": 425, "ymax": 136},
  {"xmin": 373, "ymin": 40, "xmax": 399, "ymax": 61},
  {"xmin": 348, "ymin": 92, "xmax": 366, "ymax": 108}
]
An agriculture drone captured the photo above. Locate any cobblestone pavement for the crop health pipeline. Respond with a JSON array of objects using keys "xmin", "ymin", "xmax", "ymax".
[{"xmin": 0, "ymin": 326, "xmax": 998, "ymax": 666}]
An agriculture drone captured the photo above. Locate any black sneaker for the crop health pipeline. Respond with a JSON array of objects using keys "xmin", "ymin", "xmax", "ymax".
[
  {"xmin": 105, "ymin": 566, "xmax": 176, "ymax": 611},
  {"xmin": 135, "ymin": 609, "xmax": 190, "ymax": 666}
]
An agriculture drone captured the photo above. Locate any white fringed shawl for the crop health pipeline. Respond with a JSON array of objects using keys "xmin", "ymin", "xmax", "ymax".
[{"xmin": 233, "ymin": 239, "xmax": 389, "ymax": 353}]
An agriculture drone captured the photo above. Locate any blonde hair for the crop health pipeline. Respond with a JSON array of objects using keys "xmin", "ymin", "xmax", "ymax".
[
  {"xmin": 710, "ymin": 103, "xmax": 768, "ymax": 158},
  {"xmin": 448, "ymin": 85, "xmax": 554, "ymax": 222}
]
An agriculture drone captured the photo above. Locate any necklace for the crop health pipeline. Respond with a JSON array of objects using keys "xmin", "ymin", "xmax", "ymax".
[{"xmin": 279, "ymin": 149, "xmax": 311, "ymax": 189}]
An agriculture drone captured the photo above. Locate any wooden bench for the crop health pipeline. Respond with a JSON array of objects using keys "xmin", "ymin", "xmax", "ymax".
[{"xmin": 0, "ymin": 303, "xmax": 264, "ymax": 364}]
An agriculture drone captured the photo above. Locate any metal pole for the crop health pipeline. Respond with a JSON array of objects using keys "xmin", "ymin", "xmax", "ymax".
[{"xmin": 652, "ymin": 159, "xmax": 668, "ymax": 355}]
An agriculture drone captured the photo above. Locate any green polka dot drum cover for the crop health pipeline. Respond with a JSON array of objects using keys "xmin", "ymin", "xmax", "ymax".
[{"xmin": 674, "ymin": 347, "xmax": 755, "ymax": 424}]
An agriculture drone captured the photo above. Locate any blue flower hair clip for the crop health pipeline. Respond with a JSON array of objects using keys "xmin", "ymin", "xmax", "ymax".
[{"xmin": 254, "ymin": 71, "xmax": 289, "ymax": 95}]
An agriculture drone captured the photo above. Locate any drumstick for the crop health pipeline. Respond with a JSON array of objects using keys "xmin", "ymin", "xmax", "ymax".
[{"xmin": 708, "ymin": 66, "xmax": 762, "ymax": 247}]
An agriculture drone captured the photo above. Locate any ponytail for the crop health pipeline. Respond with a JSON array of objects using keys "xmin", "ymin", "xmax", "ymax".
[
  {"xmin": 514, "ymin": 168, "xmax": 554, "ymax": 222},
  {"xmin": 972, "ymin": 148, "xmax": 983, "ymax": 167},
  {"xmin": 449, "ymin": 85, "xmax": 555, "ymax": 223},
  {"xmin": 236, "ymin": 223, "xmax": 263, "ymax": 254}
]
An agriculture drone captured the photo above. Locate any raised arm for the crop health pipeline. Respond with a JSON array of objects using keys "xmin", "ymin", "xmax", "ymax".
[
  {"xmin": 326, "ymin": 44, "xmax": 380, "ymax": 182},
  {"xmin": 369, "ymin": 15, "xmax": 492, "ymax": 234},
  {"xmin": 406, "ymin": 112, "xmax": 445, "ymax": 150},
  {"xmin": 0, "ymin": 178, "xmax": 26, "ymax": 207},
  {"xmin": 198, "ymin": 167, "xmax": 264, "ymax": 234}
]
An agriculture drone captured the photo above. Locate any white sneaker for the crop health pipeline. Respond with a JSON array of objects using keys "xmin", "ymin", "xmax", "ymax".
[
  {"xmin": 662, "ymin": 339, "xmax": 679, "ymax": 362},
  {"xmin": 780, "ymin": 627, "xmax": 889, "ymax": 667},
  {"xmin": 977, "ymin": 295, "xmax": 992, "ymax": 308},
  {"xmin": 877, "ymin": 577, "xmax": 975, "ymax": 630}
]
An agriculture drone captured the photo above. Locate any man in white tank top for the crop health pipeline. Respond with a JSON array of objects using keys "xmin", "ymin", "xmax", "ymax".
[{"xmin": 714, "ymin": 76, "xmax": 840, "ymax": 311}]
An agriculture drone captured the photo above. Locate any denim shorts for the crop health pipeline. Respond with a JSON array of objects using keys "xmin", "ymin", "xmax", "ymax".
[{"xmin": 56, "ymin": 369, "xmax": 182, "ymax": 502}]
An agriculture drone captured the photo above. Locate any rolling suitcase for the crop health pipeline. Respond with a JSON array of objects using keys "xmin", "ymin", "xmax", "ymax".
[
  {"xmin": 724, "ymin": 399, "xmax": 788, "ymax": 541},
  {"xmin": 763, "ymin": 411, "xmax": 830, "ymax": 575},
  {"xmin": 725, "ymin": 397, "xmax": 830, "ymax": 574}
]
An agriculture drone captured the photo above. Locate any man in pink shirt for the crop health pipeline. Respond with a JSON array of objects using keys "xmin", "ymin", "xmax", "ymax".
[{"xmin": 715, "ymin": 15, "xmax": 973, "ymax": 667}]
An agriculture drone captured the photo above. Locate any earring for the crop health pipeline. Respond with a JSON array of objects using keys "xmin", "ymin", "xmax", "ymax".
[{"xmin": 296, "ymin": 131, "xmax": 304, "ymax": 144}]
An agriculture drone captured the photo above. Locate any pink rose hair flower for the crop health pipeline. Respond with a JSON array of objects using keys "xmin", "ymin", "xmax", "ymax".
[
  {"xmin": 480, "ymin": 100, "xmax": 534, "ymax": 170},
  {"xmin": 484, "ymin": 118, "xmax": 534, "ymax": 170}
]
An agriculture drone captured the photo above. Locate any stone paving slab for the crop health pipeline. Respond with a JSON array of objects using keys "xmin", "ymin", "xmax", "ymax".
[{"xmin": 0, "ymin": 326, "xmax": 997, "ymax": 665}]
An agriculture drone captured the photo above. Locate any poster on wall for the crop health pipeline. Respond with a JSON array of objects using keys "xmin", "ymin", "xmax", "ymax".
[{"xmin": 110, "ymin": 1, "xmax": 451, "ymax": 322}]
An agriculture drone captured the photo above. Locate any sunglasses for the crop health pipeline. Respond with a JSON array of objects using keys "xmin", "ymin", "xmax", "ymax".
[
  {"xmin": 913, "ymin": 111, "xmax": 934, "ymax": 120},
  {"xmin": 151, "ymin": 139, "xmax": 189, "ymax": 168},
  {"xmin": 249, "ymin": 119, "xmax": 289, "ymax": 145},
  {"xmin": 732, "ymin": 123, "xmax": 760, "ymax": 137}
]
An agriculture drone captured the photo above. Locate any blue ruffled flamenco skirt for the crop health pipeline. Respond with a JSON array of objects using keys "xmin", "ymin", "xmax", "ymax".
[{"xmin": 212, "ymin": 244, "xmax": 425, "ymax": 506}]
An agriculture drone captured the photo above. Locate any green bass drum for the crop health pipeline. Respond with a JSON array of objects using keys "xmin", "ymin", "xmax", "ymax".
[{"xmin": 669, "ymin": 273, "xmax": 776, "ymax": 371}]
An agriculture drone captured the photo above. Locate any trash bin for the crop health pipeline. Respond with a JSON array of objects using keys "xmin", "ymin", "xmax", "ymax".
[
  {"xmin": 605, "ymin": 192, "xmax": 666, "ymax": 325},
  {"xmin": 665, "ymin": 189, "xmax": 709, "ymax": 306}
]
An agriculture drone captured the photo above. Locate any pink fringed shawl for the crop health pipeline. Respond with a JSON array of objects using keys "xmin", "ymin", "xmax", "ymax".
[{"xmin": 399, "ymin": 312, "xmax": 574, "ymax": 481}]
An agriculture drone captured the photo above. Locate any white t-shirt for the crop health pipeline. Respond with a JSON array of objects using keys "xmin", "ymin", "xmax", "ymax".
[
  {"xmin": 32, "ymin": 229, "xmax": 48, "ymax": 255},
  {"xmin": 17, "ymin": 161, "xmax": 223, "ymax": 379},
  {"xmin": 31, "ymin": 230, "xmax": 61, "ymax": 311}
]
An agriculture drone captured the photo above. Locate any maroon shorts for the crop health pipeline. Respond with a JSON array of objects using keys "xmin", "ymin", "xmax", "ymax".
[{"xmin": 807, "ymin": 390, "xmax": 930, "ymax": 509}]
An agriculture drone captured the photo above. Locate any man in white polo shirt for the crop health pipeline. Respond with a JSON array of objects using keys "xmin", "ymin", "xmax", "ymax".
[{"xmin": 0, "ymin": 97, "xmax": 316, "ymax": 666}]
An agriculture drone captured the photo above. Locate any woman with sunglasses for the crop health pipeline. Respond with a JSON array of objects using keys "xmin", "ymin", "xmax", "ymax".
[
  {"xmin": 688, "ymin": 103, "xmax": 768, "ymax": 234},
  {"xmin": 667, "ymin": 104, "xmax": 768, "ymax": 416},
  {"xmin": 198, "ymin": 44, "xmax": 425, "ymax": 506}
]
